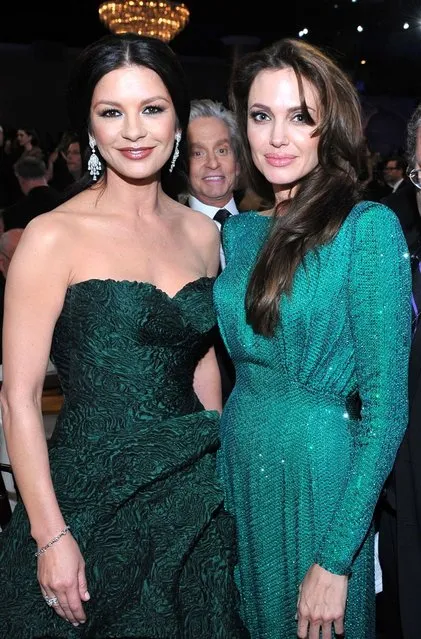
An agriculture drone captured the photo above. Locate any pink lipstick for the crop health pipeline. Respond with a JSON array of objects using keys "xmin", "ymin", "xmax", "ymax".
[
  {"xmin": 264, "ymin": 154, "xmax": 296, "ymax": 167},
  {"xmin": 119, "ymin": 147, "xmax": 153, "ymax": 160}
]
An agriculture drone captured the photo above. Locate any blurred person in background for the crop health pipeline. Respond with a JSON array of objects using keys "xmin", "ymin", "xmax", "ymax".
[
  {"xmin": 377, "ymin": 102, "xmax": 421, "ymax": 639},
  {"xmin": 0, "ymin": 125, "xmax": 21, "ymax": 207},
  {"xmin": 63, "ymin": 135, "xmax": 82, "ymax": 182},
  {"xmin": 382, "ymin": 155, "xmax": 409, "ymax": 195},
  {"xmin": 15, "ymin": 126, "xmax": 44, "ymax": 162},
  {"xmin": 1, "ymin": 156, "xmax": 62, "ymax": 231},
  {"xmin": 47, "ymin": 131, "xmax": 83, "ymax": 191},
  {"xmin": 0, "ymin": 228, "xmax": 23, "ymax": 363}
]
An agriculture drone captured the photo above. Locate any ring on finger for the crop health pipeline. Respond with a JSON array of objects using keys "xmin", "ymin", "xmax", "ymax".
[{"xmin": 44, "ymin": 595, "xmax": 59, "ymax": 607}]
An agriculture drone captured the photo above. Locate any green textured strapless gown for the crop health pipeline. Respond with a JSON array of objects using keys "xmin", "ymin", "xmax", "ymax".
[
  {"xmin": 214, "ymin": 202, "xmax": 412, "ymax": 638},
  {"xmin": 0, "ymin": 277, "xmax": 247, "ymax": 638}
]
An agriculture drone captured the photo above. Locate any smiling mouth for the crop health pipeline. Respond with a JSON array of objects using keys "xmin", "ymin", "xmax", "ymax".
[
  {"xmin": 119, "ymin": 147, "xmax": 154, "ymax": 159},
  {"xmin": 265, "ymin": 155, "xmax": 296, "ymax": 167}
]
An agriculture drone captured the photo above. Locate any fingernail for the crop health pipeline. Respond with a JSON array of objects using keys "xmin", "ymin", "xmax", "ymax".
[
  {"xmin": 73, "ymin": 623, "xmax": 79, "ymax": 627},
  {"xmin": 85, "ymin": 591, "xmax": 90, "ymax": 600}
]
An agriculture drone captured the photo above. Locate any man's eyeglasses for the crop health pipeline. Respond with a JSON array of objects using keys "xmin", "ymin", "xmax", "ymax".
[{"xmin": 408, "ymin": 168, "xmax": 421, "ymax": 189}]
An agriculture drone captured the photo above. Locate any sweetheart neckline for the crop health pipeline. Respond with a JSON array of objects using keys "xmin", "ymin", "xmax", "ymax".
[{"xmin": 66, "ymin": 276, "xmax": 215, "ymax": 301}]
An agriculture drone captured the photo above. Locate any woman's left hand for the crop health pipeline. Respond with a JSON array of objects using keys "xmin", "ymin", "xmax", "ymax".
[{"xmin": 297, "ymin": 563, "xmax": 348, "ymax": 639}]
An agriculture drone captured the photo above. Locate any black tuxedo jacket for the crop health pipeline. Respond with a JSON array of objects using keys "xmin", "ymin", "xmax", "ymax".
[
  {"xmin": 384, "ymin": 178, "xmax": 412, "ymax": 198},
  {"xmin": 2, "ymin": 185, "xmax": 63, "ymax": 231},
  {"xmin": 381, "ymin": 184, "xmax": 421, "ymax": 638},
  {"xmin": 382, "ymin": 183, "xmax": 421, "ymax": 254}
]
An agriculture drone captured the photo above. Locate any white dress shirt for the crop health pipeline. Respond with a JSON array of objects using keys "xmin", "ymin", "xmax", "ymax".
[
  {"xmin": 392, "ymin": 178, "xmax": 405, "ymax": 193},
  {"xmin": 188, "ymin": 195, "xmax": 239, "ymax": 269}
]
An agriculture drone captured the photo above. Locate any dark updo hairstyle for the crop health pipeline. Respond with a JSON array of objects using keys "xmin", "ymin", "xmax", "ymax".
[
  {"xmin": 230, "ymin": 38, "xmax": 364, "ymax": 336},
  {"xmin": 66, "ymin": 33, "xmax": 190, "ymax": 198}
]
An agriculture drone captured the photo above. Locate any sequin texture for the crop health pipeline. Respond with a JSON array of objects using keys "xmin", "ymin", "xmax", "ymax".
[{"xmin": 214, "ymin": 201, "xmax": 412, "ymax": 638}]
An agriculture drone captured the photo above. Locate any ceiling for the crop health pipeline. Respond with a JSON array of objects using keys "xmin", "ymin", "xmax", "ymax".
[{"xmin": 2, "ymin": 0, "xmax": 421, "ymax": 96}]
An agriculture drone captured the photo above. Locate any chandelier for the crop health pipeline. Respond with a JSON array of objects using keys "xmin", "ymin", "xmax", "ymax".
[{"xmin": 98, "ymin": 1, "xmax": 190, "ymax": 43}]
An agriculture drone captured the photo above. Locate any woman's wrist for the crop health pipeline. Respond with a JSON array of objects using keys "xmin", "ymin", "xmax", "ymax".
[
  {"xmin": 31, "ymin": 516, "xmax": 68, "ymax": 546},
  {"xmin": 35, "ymin": 525, "xmax": 71, "ymax": 557}
]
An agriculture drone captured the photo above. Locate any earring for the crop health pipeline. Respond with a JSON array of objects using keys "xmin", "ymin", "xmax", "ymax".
[
  {"xmin": 88, "ymin": 133, "xmax": 102, "ymax": 181},
  {"xmin": 169, "ymin": 131, "xmax": 181, "ymax": 173}
]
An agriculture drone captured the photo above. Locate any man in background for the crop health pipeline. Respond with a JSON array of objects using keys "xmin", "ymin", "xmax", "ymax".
[
  {"xmin": 184, "ymin": 99, "xmax": 241, "ymax": 401},
  {"xmin": 382, "ymin": 155, "xmax": 408, "ymax": 195},
  {"xmin": 185, "ymin": 98, "xmax": 242, "ymax": 268},
  {"xmin": 2, "ymin": 156, "xmax": 62, "ymax": 231},
  {"xmin": 377, "ymin": 104, "xmax": 421, "ymax": 639}
]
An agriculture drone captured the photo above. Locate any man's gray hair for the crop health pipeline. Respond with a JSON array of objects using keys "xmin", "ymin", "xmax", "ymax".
[
  {"xmin": 189, "ymin": 98, "xmax": 241, "ymax": 161},
  {"xmin": 14, "ymin": 156, "xmax": 47, "ymax": 180},
  {"xmin": 406, "ymin": 102, "xmax": 421, "ymax": 168}
]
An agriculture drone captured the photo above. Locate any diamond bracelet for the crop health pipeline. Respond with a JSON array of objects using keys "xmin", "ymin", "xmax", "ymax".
[{"xmin": 34, "ymin": 525, "xmax": 71, "ymax": 558}]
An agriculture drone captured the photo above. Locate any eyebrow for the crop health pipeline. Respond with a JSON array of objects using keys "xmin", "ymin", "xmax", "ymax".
[
  {"xmin": 249, "ymin": 102, "xmax": 316, "ymax": 115},
  {"xmin": 190, "ymin": 138, "xmax": 231, "ymax": 148},
  {"xmin": 92, "ymin": 95, "xmax": 171, "ymax": 109}
]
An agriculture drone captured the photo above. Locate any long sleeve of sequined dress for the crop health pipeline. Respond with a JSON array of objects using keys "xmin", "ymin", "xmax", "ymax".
[
  {"xmin": 315, "ymin": 205, "xmax": 411, "ymax": 575},
  {"xmin": 214, "ymin": 201, "xmax": 412, "ymax": 639}
]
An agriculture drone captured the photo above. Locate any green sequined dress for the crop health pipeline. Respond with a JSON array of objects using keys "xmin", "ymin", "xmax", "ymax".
[
  {"xmin": 214, "ymin": 202, "xmax": 412, "ymax": 638},
  {"xmin": 0, "ymin": 277, "xmax": 246, "ymax": 638}
]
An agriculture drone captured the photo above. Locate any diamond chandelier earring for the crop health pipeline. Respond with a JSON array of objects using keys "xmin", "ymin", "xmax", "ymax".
[
  {"xmin": 169, "ymin": 131, "xmax": 181, "ymax": 173},
  {"xmin": 88, "ymin": 133, "xmax": 102, "ymax": 181}
]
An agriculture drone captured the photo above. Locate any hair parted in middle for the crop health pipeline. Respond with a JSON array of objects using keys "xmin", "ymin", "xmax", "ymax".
[{"xmin": 229, "ymin": 37, "xmax": 364, "ymax": 336}]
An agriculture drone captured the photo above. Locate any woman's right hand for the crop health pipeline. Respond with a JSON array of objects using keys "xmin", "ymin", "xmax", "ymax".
[
  {"xmin": 37, "ymin": 533, "xmax": 90, "ymax": 626},
  {"xmin": 297, "ymin": 563, "xmax": 347, "ymax": 639}
]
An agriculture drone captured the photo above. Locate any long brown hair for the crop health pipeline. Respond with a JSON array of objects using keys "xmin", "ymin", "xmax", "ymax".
[{"xmin": 230, "ymin": 38, "xmax": 364, "ymax": 336}]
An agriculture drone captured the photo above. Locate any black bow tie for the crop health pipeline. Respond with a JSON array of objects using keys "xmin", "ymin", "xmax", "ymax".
[{"xmin": 213, "ymin": 208, "xmax": 232, "ymax": 225}]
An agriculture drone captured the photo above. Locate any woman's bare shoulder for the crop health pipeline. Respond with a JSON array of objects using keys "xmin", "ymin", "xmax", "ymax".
[
  {"xmin": 22, "ymin": 207, "xmax": 77, "ymax": 238},
  {"xmin": 24, "ymin": 187, "xmax": 97, "ymax": 234},
  {"xmin": 176, "ymin": 202, "xmax": 219, "ymax": 237},
  {"xmin": 13, "ymin": 202, "xmax": 87, "ymax": 264}
]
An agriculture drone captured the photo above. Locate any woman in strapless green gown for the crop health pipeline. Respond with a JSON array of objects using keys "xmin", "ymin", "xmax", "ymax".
[
  {"xmin": 0, "ymin": 34, "xmax": 246, "ymax": 638},
  {"xmin": 214, "ymin": 39, "xmax": 412, "ymax": 638}
]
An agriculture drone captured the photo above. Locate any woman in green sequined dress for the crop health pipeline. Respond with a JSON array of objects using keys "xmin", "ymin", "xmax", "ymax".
[
  {"xmin": 214, "ymin": 38, "xmax": 412, "ymax": 638},
  {"xmin": 0, "ymin": 34, "xmax": 246, "ymax": 638}
]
